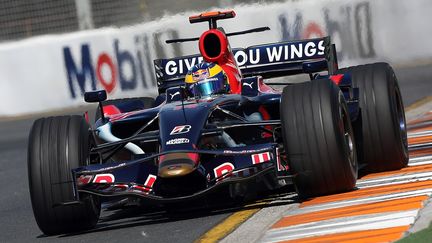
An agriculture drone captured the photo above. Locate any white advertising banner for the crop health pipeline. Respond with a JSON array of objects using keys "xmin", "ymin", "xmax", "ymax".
[{"xmin": 0, "ymin": 0, "xmax": 430, "ymax": 116}]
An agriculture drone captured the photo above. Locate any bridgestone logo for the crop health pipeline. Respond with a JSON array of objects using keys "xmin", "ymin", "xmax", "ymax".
[
  {"xmin": 166, "ymin": 138, "xmax": 190, "ymax": 145},
  {"xmin": 170, "ymin": 125, "xmax": 192, "ymax": 135}
]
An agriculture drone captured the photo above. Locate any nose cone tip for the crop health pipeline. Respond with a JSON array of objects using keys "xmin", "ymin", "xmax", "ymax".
[
  {"xmin": 158, "ymin": 153, "xmax": 199, "ymax": 178},
  {"xmin": 158, "ymin": 163, "xmax": 195, "ymax": 178}
]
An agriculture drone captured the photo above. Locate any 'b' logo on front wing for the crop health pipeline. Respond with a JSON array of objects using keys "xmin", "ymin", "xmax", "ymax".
[{"xmin": 170, "ymin": 125, "xmax": 192, "ymax": 135}]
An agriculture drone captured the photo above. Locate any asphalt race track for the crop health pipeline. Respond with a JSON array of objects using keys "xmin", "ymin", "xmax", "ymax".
[
  {"xmin": 260, "ymin": 114, "xmax": 432, "ymax": 242},
  {"xmin": 0, "ymin": 64, "xmax": 431, "ymax": 243}
]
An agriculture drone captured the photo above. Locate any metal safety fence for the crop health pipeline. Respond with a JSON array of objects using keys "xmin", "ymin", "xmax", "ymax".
[{"xmin": 0, "ymin": 0, "xmax": 287, "ymax": 42}]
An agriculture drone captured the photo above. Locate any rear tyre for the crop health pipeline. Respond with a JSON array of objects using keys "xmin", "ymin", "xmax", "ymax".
[
  {"xmin": 28, "ymin": 116, "xmax": 100, "ymax": 235},
  {"xmin": 280, "ymin": 79, "xmax": 357, "ymax": 198},
  {"xmin": 337, "ymin": 63, "xmax": 408, "ymax": 172},
  {"xmin": 95, "ymin": 97, "xmax": 155, "ymax": 122}
]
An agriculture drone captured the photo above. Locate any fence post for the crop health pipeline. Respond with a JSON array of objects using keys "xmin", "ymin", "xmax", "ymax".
[{"xmin": 75, "ymin": 0, "xmax": 94, "ymax": 30}]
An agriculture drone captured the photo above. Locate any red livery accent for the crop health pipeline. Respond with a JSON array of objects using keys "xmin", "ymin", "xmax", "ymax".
[
  {"xmin": 84, "ymin": 111, "xmax": 90, "ymax": 124},
  {"xmin": 258, "ymin": 105, "xmax": 273, "ymax": 138},
  {"xmin": 276, "ymin": 148, "xmax": 288, "ymax": 171},
  {"xmin": 131, "ymin": 175, "xmax": 156, "ymax": 194},
  {"xmin": 187, "ymin": 152, "xmax": 200, "ymax": 165},
  {"xmin": 330, "ymin": 74, "xmax": 344, "ymax": 85},
  {"xmin": 214, "ymin": 162, "xmax": 235, "ymax": 181},
  {"xmin": 93, "ymin": 174, "xmax": 115, "ymax": 183},
  {"xmin": 257, "ymin": 77, "xmax": 276, "ymax": 94},
  {"xmin": 131, "ymin": 185, "xmax": 148, "ymax": 193},
  {"xmin": 77, "ymin": 175, "xmax": 93, "ymax": 186},
  {"xmin": 142, "ymin": 174, "xmax": 157, "ymax": 193},
  {"xmin": 103, "ymin": 105, "xmax": 122, "ymax": 117},
  {"xmin": 251, "ymin": 152, "xmax": 271, "ymax": 164}
]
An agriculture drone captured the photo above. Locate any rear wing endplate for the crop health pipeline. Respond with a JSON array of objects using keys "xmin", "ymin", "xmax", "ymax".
[{"xmin": 154, "ymin": 36, "xmax": 338, "ymax": 92}]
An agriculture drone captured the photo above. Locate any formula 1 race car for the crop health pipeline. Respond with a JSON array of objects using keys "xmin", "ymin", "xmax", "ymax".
[{"xmin": 27, "ymin": 10, "xmax": 408, "ymax": 235}]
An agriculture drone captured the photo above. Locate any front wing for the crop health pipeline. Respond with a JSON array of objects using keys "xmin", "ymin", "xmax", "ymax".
[{"xmin": 70, "ymin": 143, "xmax": 289, "ymax": 203}]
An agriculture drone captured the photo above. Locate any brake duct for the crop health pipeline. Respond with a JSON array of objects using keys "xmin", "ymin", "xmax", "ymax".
[{"xmin": 96, "ymin": 122, "xmax": 145, "ymax": 154}]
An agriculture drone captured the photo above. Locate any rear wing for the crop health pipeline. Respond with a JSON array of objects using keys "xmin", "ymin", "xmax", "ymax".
[{"xmin": 154, "ymin": 36, "xmax": 338, "ymax": 92}]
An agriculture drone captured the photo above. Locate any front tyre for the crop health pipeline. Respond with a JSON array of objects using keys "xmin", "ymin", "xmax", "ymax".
[
  {"xmin": 28, "ymin": 116, "xmax": 100, "ymax": 235},
  {"xmin": 280, "ymin": 79, "xmax": 357, "ymax": 198}
]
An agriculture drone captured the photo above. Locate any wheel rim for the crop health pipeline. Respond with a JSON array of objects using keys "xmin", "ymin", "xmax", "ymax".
[
  {"xmin": 395, "ymin": 87, "xmax": 408, "ymax": 151},
  {"xmin": 340, "ymin": 103, "xmax": 356, "ymax": 169}
]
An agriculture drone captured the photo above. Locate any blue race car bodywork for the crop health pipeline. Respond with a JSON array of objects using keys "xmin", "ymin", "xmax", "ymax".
[
  {"xmin": 71, "ymin": 11, "xmax": 360, "ymax": 204},
  {"xmin": 28, "ymin": 10, "xmax": 408, "ymax": 235}
]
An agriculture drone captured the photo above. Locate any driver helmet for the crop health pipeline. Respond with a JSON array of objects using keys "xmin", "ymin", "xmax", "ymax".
[{"xmin": 185, "ymin": 62, "xmax": 229, "ymax": 97}]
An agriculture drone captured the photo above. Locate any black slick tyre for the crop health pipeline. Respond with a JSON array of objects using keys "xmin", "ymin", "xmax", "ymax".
[
  {"xmin": 280, "ymin": 79, "xmax": 357, "ymax": 198},
  {"xmin": 338, "ymin": 63, "xmax": 408, "ymax": 172},
  {"xmin": 28, "ymin": 116, "xmax": 100, "ymax": 235}
]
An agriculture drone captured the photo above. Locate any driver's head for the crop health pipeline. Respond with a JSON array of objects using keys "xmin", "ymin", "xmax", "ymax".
[{"xmin": 185, "ymin": 62, "xmax": 229, "ymax": 97}]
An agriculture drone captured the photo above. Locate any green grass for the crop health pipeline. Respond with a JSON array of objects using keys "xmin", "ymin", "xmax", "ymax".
[{"xmin": 397, "ymin": 223, "xmax": 432, "ymax": 243}]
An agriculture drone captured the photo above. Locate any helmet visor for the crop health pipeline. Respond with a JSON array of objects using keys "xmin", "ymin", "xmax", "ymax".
[{"xmin": 192, "ymin": 77, "xmax": 225, "ymax": 97}]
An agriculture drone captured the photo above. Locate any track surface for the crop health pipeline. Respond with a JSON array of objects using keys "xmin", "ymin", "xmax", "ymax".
[
  {"xmin": 0, "ymin": 64, "xmax": 431, "ymax": 242},
  {"xmin": 262, "ymin": 115, "xmax": 432, "ymax": 242}
]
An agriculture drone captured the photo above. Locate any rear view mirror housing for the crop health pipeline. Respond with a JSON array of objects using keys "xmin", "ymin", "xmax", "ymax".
[
  {"xmin": 84, "ymin": 90, "xmax": 108, "ymax": 122},
  {"xmin": 84, "ymin": 90, "xmax": 107, "ymax": 103},
  {"xmin": 302, "ymin": 60, "xmax": 328, "ymax": 74}
]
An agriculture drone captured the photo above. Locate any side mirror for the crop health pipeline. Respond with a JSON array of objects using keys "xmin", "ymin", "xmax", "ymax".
[
  {"xmin": 302, "ymin": 60, "xmax": 328, "ymax": 74},
  {"xmin": 84, "ymin": 90, "xmax": 107, "ymax": 103},
  {"xmin": 84, "ymin": 90, "xmax": 107, "ymax": 122}
]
